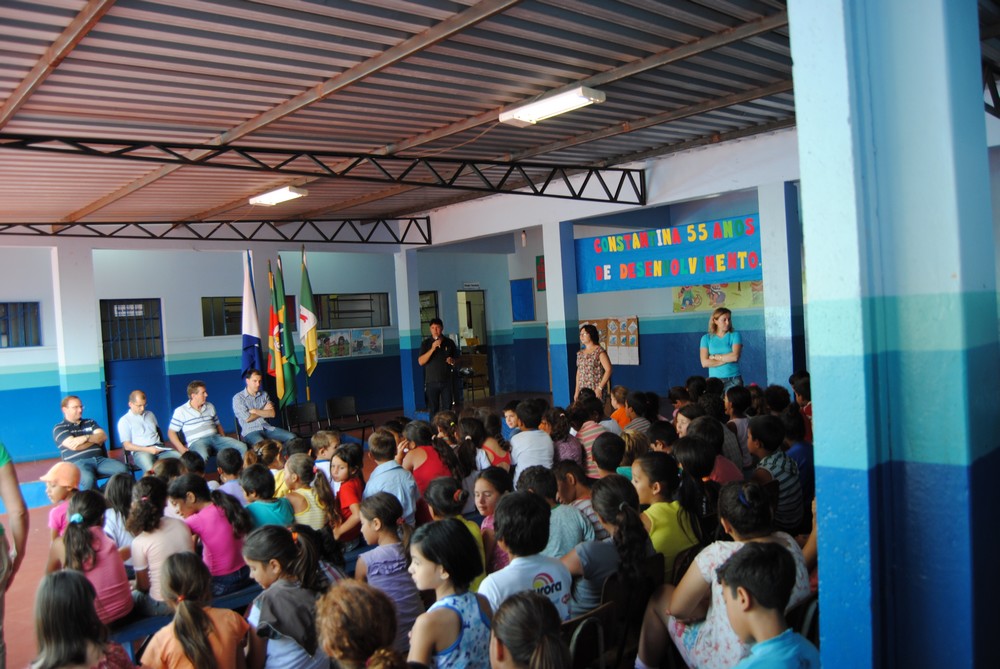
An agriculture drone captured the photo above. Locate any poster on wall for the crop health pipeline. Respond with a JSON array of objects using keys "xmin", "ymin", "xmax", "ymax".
[
  {"xmin": 535, "ymin": 255, "xmax": 546, "ymax": 291},
  {"xmin": 672, "ymin": 280, "xmax": 765, "ymax": 313},
  {"xmin": 350, "ymin": 328, "xmax": 383, "ymax": 356},
  {"xmin": 575, "ymin": 213, "xmax": 762, "ymax": 294},
  {"xmin": 318, "ymin": 330, "xmax": 352, "ymax": 359},
  {"xmin": 580, "ymin": 316, "xmax": 639, "ymax": 366}
]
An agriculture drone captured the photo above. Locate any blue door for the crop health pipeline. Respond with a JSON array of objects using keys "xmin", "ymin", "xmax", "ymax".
[{"xmin": 100, "ymin": 299, "xmax": 169, "ymax": 447}]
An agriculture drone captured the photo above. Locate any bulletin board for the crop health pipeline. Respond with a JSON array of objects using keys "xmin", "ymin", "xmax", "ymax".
[{"xmin": 580, "ymin": 316, "xmax": 639, "ymax": 365}]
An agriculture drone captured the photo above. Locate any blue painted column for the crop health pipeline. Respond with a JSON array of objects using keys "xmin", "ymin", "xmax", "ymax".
[
  {"xmin": 789, "ymin": 0, "xmax": 999, "ymax": 666},
  {"xmin": 759, "ymin": 181, "xmax": 806, "ymax": 386},
  {"xmin": 542, "ymin": 220, "xmax": 580, "ymax": 407},
  {"xmin": 50, "ymin": 246, "xmax": 107, "ymax": 424},
  {"xmin": 394, "ymin": 249, "xmax": 422, "ymax": 416}
]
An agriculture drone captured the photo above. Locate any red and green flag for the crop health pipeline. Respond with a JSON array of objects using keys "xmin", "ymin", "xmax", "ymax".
[{"xmin": 267, "ymin": 258, "xmax": 299, "ymax": 408}]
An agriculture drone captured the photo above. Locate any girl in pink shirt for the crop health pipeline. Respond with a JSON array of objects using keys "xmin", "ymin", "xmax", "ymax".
[
  {"xmin": 168, "ymin": 473, "xmax": 253, "ymax": 596},
  {"xmin": 54, "ymin": 490, "xmax": 134, "ymax": 624}
]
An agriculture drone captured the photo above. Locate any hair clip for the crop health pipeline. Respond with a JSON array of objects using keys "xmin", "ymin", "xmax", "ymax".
[
  {"xmin": 737, "ymin": 487, "xmax": 751, "ymax": 508},
  {"xmin": 396, "ymin": 517, "xmax": 404, "ymax": 526},
  {"xmin": 617, "ymin": 501, "xmax": 628, "ymax": 512},
  {"xmin": 176, "ymin": 595, "xmax": 185, "ymax": 602},
  {"xmin": 140, "ymin": 496, "xmax": 150, "ymax": 502},
  {"xmin": 291, "ymin": 531, "xmax": 299, "ymax": 542},
  {"xmin": 69, "ymin": 512, "xmax": 84, "ymax": 524},
  {"xmin": 453, "ymin": 489, "xmax": 463, "ymax": 502}
]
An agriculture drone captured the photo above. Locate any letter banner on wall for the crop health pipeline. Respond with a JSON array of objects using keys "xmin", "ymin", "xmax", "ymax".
[{"xmin": 575, "ymin": 213, "xmax": 762, "ymax": 294}]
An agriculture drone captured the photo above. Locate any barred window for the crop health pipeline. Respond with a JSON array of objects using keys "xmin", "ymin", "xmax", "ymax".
[
  {"xmin": 315, "ymin": 293, "xmax": 390, "ymax": 329},
  {"xmin": 202, "ymin": 296, "xmax": 242, "ymax": 336},
  {"xmin": 100, "ymin": 299, "xmax": 163, "ymax": 361},
  {"xmin": 0, "ymin": 302, "xmax": 41, "ymax": 348}
]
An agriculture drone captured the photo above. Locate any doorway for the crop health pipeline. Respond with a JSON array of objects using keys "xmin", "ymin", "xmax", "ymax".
[
  {"xmin": 99, "ymin": 298, "xmax": 169, "ymax": 446},
  {"xmin": 456, "ymin": 290, "xmax": 489, "ymax": 400}
]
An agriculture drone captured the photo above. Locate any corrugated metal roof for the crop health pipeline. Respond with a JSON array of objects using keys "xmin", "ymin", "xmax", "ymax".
[{"xmin": 2, "ymin": 0, "xmax": 955, "ymax": 229}]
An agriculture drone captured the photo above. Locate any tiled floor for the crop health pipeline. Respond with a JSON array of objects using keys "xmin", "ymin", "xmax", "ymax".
[{"xmin": 3, "ymin": 392, "xmax": 546, "ymax": 666}]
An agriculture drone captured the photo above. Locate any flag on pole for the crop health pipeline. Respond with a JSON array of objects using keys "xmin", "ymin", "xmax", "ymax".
[
  {"xmin": 241, "ymin": 250, "xmax": 264, "ymax": 378},
  {"xmin": 267, "ymin": 258, "xmax": 299, "ymax": 408},
  {"xmin": 299, "ymin": 247, "xmax": 318, "ymax": 379}
]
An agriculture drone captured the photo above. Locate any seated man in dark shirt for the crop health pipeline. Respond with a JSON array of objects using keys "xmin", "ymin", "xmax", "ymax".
[{"xmin": 53, "ymin": 394, "xmax": 128, "ymax": 490}]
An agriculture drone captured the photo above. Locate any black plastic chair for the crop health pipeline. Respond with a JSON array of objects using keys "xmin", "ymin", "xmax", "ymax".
[
  {"xmin": 562, "ymin": 601, "xmax": 614, "ymax": 669},
  {"xmin": 284, "ymin": 401, "xmax": 320, "ymax": 437},
  {"xmin": 325, "ymin": 396, "xmax": 374, "ymax": 442}
]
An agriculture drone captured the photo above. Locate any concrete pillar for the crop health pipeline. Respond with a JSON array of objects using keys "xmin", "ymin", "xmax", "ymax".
[
  {"xmin": 789, "ymin": 0, "xmax": 999, "ymax": 666},
  {"xmin": 542, "ymin": 220, "xmax": 580, "ymax": 406},
  {"xmin": 50, "ymin": 246, "xmax": 106, "ymax": 419},
  {"xmin": 395, "ymin": 249, "xmax": 423, "ymax": 415},
  {"xmin": 759, "ymin": 181, "xmax": 806, "ymax": 386}
]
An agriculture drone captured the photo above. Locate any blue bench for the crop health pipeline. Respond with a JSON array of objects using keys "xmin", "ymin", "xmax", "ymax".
[{"xmin": 111, "ymin": 582, "xmax": 263, "ymax": 662}]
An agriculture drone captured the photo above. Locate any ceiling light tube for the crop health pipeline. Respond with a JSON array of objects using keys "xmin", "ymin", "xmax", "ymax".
[
  {"xmin": 248, "ymin": 186, "xmax": 308, "ymax": 206},
  {"xmin": 499, "ymin": 86, "xmax": 606, "ymax": 127}
]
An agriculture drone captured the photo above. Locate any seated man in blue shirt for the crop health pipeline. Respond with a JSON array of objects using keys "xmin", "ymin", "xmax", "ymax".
[
  {"xmin": 53, "ymin": 394, "xmax": 128, "ymax": 490},
  {"xmin": 168, "ymin": 380, "xmax": 246, "ymax": 461},
  {"xmin": 232, "ymin": 369, "xmax": 295, "ymax": 446}
]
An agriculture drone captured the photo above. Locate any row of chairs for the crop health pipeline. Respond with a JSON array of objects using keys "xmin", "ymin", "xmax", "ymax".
[{"xmin": 282, "ymin": 395, "xmax": 375, "ymax": 442}]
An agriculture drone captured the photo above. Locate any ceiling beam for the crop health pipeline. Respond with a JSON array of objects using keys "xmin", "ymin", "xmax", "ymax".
[
  {"xmin": 61, "ymin": 0, "xmax": 523, "ymax": 223},
  {"xmin": 187, "ymin": 9, "xmax": 789, "ymax": 222},
  {"xmin": 0, "ymin": 0, "xmax": 117, "ymax": 129},
  {"xmin": 299, "ymin": 80, "xmax": 792, "ymax": 219}
]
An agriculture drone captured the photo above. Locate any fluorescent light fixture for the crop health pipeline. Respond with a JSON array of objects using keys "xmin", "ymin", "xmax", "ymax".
[
  {"xmin": 499, "ymin": 86, "xmax": 606, "ymax": 127},
  {"xmin": 248, "ymin": 186, "xmax": 307, "ymax": 206}
]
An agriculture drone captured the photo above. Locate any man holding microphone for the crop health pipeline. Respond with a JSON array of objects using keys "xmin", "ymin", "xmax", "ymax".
[{"xmin": 418, "ymin": 317, "xmax": 458, "ymax": 416}]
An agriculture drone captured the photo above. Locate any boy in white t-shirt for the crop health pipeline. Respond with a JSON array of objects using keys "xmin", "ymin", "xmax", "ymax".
[
  {"xmin": 509, "ymin": 400, "xmax": 554, "ymax": 487},
  {"xmin": 478, "ymin": 491, "xmax": 572, "ymax": 620}
]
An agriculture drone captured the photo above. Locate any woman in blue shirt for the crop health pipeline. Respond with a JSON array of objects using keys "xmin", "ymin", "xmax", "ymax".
[{"xmin": 700, "ymin": 308, "xmax": 743, "ymax": 391}]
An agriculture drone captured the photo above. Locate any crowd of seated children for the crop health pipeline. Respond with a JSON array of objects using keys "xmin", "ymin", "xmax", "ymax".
[{"xmin": 516, "ymin": 465, "xmax": 594, "ymax": 559}]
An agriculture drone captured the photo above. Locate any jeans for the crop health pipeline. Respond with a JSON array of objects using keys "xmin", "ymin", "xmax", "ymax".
[
  {"xmin": 720, "ymin": 375, "xmax": 744, "ymax": 393},
  {"xmin": 211, "ymin": 565, "xmax": 251, "ymax": 596},
  {"xmin": 425, "ymin": 380, "xmax": 454, "ymax": 418},
  {"xmin": 187, "ymin": 434, "xmax": 247, "ymax": 462},
  {"xmin": 244, "ymin": 426, "xmax": 296, "ymax": 445},
  {"xmin": 76, "ymin": 455, "xmax": 130, "ymax": 491},
  {"xmin": 131, "ymin": 589, "xmax": 171, "ymax": 617},
  {"xmin": 131, "ymin": 447, "xmax": 182, "ymax": 474}
]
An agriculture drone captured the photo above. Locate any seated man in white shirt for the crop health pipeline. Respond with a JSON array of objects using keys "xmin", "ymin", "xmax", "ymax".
[
  {"xmin": 117, "ymin": 389, "xmax": 181, "ymax": 473},
  {"xmin": 168, "ymin": 380, "xmax": 246, "ymax": 461},
  {"xmin": 478, "ymin": 491, "xmax": 573, "ymax": 620}
]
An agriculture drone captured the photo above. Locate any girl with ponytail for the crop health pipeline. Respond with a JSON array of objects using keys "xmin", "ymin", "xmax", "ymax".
[
  {"xmin": 398, "ymin": 420, "xmax": 461, "ymax": 524},
  {"xmin": 242, "ymin": 525, "xmax": 328, "ymax": 669},
  {"xmin": 167, "ymin": 473, "xmax": 253, "ymax": 596},
  {"xmin": 561, "ymin": 473, "xmax": 654, "ymax": 615},
  {"xmin": 635, "ymin": 481, "xmax": 811, "ymax": 669},
  {"xmin": 142, "ymin": 552, "xmax": 249, "ymax": 668},
  {"xmin": 631, "ymin": 451, "xmax": 700, "ymax": 581},
  {"xmin": 284, "ymin": 453, "xmax": 338, "ymax": 532},
  {"xmin": 355, "ymin": 492, "xmax": 424, "ymax": 652},
  {"xmin": 53, "ymin": 489, "xmax": 134, "ymax": 624},
  {"xmin": 490, "ymin": 591, "xmax": 571, "ymax": 669},
  {"xmin": 128, "ymin": 475, "xmax": 195, "ymax": 616},
  {"xmin": 317, "ymin": 581, "xmax": 408, "ymax": 669}
]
